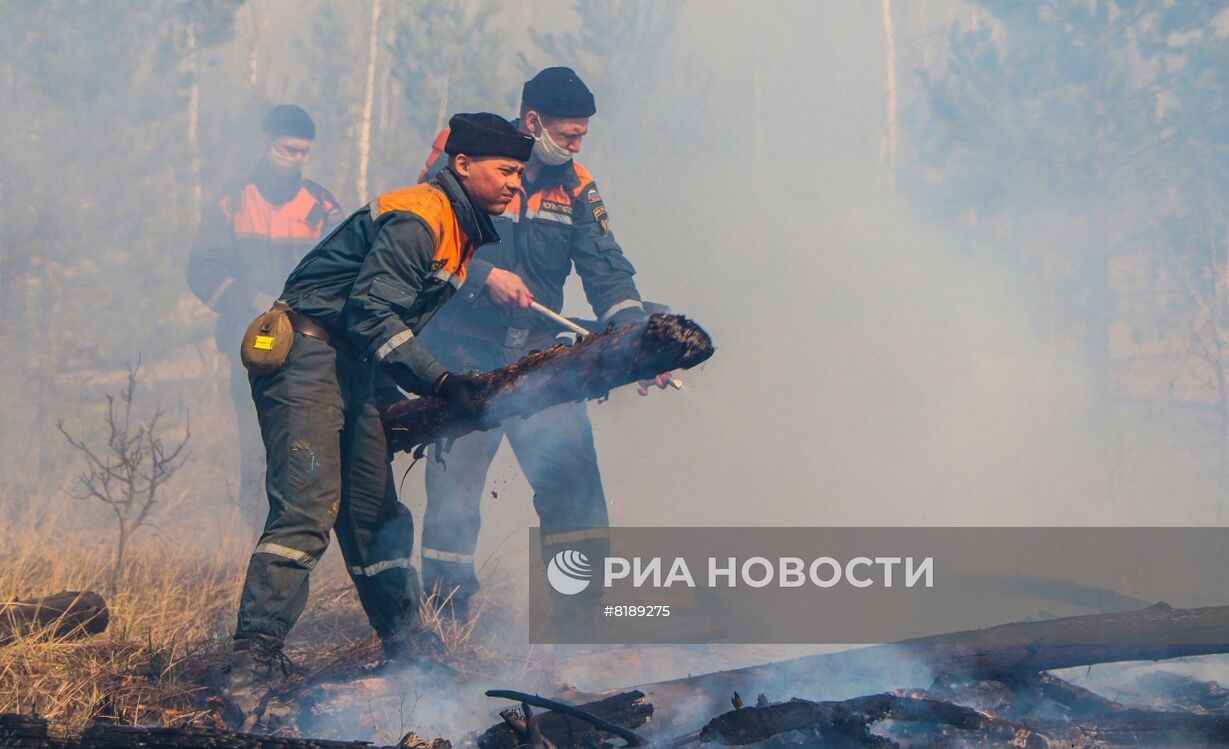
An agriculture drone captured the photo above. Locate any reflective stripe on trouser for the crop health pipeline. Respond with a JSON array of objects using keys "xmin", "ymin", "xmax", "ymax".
[
  {"xmin": 236, "ymin": 333, "xmax": 420, "ymax": 642},
  {"xmin": 422, "ymin": 398, "xmax": 609, "ymax": 605}
]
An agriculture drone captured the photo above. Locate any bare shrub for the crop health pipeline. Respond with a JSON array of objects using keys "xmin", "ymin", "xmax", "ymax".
[{"xmin": 57, "ymin": 361, "xmax": 190, "ymax": 593}]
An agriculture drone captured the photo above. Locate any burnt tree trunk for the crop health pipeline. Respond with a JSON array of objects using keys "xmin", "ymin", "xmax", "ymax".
[
  {"xmin": 0, "ymin": 590, "xmax": 109, "ymax": 645},
  {"xmin": 382, "ymin": 314, "xmax": 714, "ymax": 454}
]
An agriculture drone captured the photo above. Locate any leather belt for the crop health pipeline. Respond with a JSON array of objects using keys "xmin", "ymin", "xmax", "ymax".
[
  {"xmin": 288, "ymin": 311, "xmax": 355, "ymax": 355},
  {"xmin": 447, "ymin": 317, "xmax": 559, "ymax": 349}
]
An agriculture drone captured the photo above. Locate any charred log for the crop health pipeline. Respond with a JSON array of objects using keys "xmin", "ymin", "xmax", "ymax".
[
  {"xmin": 921, "ymin": 670, "xmax": 1126, "ymax": 720},
  {"xmin": 476, "ymin": 690, "xmax": 652, "ymax": 749},
  {"xmin": 697, "ymin": 693, "xmax": 1046, "ymax": 748},
  {"xmin": 0, "ymin": 712, "xmax": 52, "ymax": 743},
  {"xmin": 382, "ymin": 314, "xmax": 714, "ymax": 454},
  {"xmin": 0, "ymin": 591, "xmax": 109, "ymax": 646},
  {"xmin": 901, "ymin": 601, "xmax": 1229, "ymax": 677}
]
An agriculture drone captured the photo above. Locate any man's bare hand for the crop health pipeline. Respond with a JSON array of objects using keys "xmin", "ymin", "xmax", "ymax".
[
  {"xmin": 485, "ymin": 268, "xmax": 533, "ymax": 308},
  {"xmin": 638, "ymin": 372, "xmax": 674, "ymax": 396}
]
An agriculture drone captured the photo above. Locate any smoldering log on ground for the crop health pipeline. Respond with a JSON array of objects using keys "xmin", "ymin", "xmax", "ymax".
[{"xmin": 381, "ymin": 314, "xmax": 715, "ymax": 454}]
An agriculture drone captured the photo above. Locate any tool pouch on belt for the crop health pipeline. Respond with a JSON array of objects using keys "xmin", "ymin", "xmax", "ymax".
[{"xmin": 240, "ymin": 299, "xmax": 293, "ymax": 375}]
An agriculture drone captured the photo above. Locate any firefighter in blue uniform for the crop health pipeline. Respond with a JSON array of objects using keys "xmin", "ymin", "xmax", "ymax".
[{"xmin": 416, "ymin": 68, "xmax": 669, "ymax": 619}]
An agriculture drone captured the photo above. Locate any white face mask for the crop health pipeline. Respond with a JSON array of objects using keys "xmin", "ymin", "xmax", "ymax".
[{"xmin": 530, "ymin": 117, "xmax": 573, "ymax": 166}]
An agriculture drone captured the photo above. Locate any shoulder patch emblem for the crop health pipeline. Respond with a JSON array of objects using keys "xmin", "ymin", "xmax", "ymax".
[
  {"xmin": 587, "ymin": 189, "xmax": 601, "ymax": 203},
  {"xmin": 593, "ymin": 204, "xmax": 609, "ymax": 235}
]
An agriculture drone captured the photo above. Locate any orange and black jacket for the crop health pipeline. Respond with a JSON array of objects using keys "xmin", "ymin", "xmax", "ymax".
[
  {"xmin": 188, "ymin": 162, "xmax": 342, "ymax": 326},
  {"xmin": 279, "ymin": 167, "xmax": 500, "ymax": 395},
  {"xmin": 418, "ymin": 124, "xmax": 646, "ymax": 336}
]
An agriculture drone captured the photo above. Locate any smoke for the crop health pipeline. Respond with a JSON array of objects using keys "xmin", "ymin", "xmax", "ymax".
[
  {"xmin": 5, "ymin": 0, "xmax": 1229, "ymax": 739},
  {"xmin": 409, "ymin": 3, "xmax": 1217, "ymax": 641}
]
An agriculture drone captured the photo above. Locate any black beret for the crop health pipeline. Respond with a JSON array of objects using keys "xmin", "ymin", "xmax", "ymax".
[
  {"xmin": 445, "ymin": 112, "xmax": 533, "ymax": 162},
  {"xmin": 262, "ymin": 104, "xmax": 316, "ymax": 140},
  {"xmin": 522, "ymin": 67, "xmax": 596, "ymax": 118}
]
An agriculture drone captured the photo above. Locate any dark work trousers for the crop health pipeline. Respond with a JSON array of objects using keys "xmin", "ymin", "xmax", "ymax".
[
  {"xmin": 217, "ymin": 315, "xmax": 267, "ymax": 530},
  {"xmin": 421, "ymin": 334, "xmax": 610, "ymax": 606},
  {"xmin": 235, "ymin": 332, "xmax": 420, "ymax": 643}
]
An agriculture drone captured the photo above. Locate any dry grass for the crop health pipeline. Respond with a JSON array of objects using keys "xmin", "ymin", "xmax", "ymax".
[
  {"xmin": 0, "ymin": 505, "xmax": 503, "ymax": 736},
  {"xmin": 0, "ymin": 495, "xmax": 326, "ymax": 733},
  {"xmin": 0, "ymin": 517, "xmax": 246, "ymax": 731}
]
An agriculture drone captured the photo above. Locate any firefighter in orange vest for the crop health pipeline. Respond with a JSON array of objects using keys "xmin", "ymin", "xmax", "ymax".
[
  {"xmin": 188, "ymin": 105, "xmax": 343, "ymax": 528},
  {"xmin": 218, "ymin": 113, "xmax": 532, "ymax": 729}
]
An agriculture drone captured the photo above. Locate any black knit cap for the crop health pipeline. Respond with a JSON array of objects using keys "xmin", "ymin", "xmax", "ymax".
[
  {"xmin": 445, "ymin": 112, "xmax": 534, "ymax": 161},
  {"xmin": 262, "ymin": 104, "xmax": 316, "ymax": 140},
  {"xmin": 521, "ymin": 67, "xmax": 596, "ymax": 118}
]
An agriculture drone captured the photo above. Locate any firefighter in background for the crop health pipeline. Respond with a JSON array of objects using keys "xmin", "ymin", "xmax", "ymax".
[
  {"xmin": 220, "ymin": 113, "xmax": 533, "ymax": 727},
  {"xmin": 188, "ymin": 105, "xmax": 343, "ymax": 528},
  {"xmin": 416, "ymin": 68, "xmax": 671, "ymax": 620}
]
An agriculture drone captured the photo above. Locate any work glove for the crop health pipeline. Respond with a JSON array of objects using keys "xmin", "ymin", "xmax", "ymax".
[{"xmin": 434, "ymin": 372, "xmax": 484, "ymax": 422}]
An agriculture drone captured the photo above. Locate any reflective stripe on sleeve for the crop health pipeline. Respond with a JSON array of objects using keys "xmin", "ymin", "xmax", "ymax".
[
  {"xmin": 598, "ymin": 299, "xmax": 645, "ymax": 325},
  {"xmin": 349, "ymin": 556, "xmax": 413, "ymax": 577},
  {"xmin": 421, "ymin": 547, "xmax": 474, "ymax": 564},
  {"xmin": 254, "ymin": 542, "xmax": 318, "ymax": 569},
  {"xmin": 374, "ymin": 329, "xmax": 415, "ymax": 361},
  {"xmin": 524, "ymin": 208, "xmax": 574, "ymax": 226}
]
